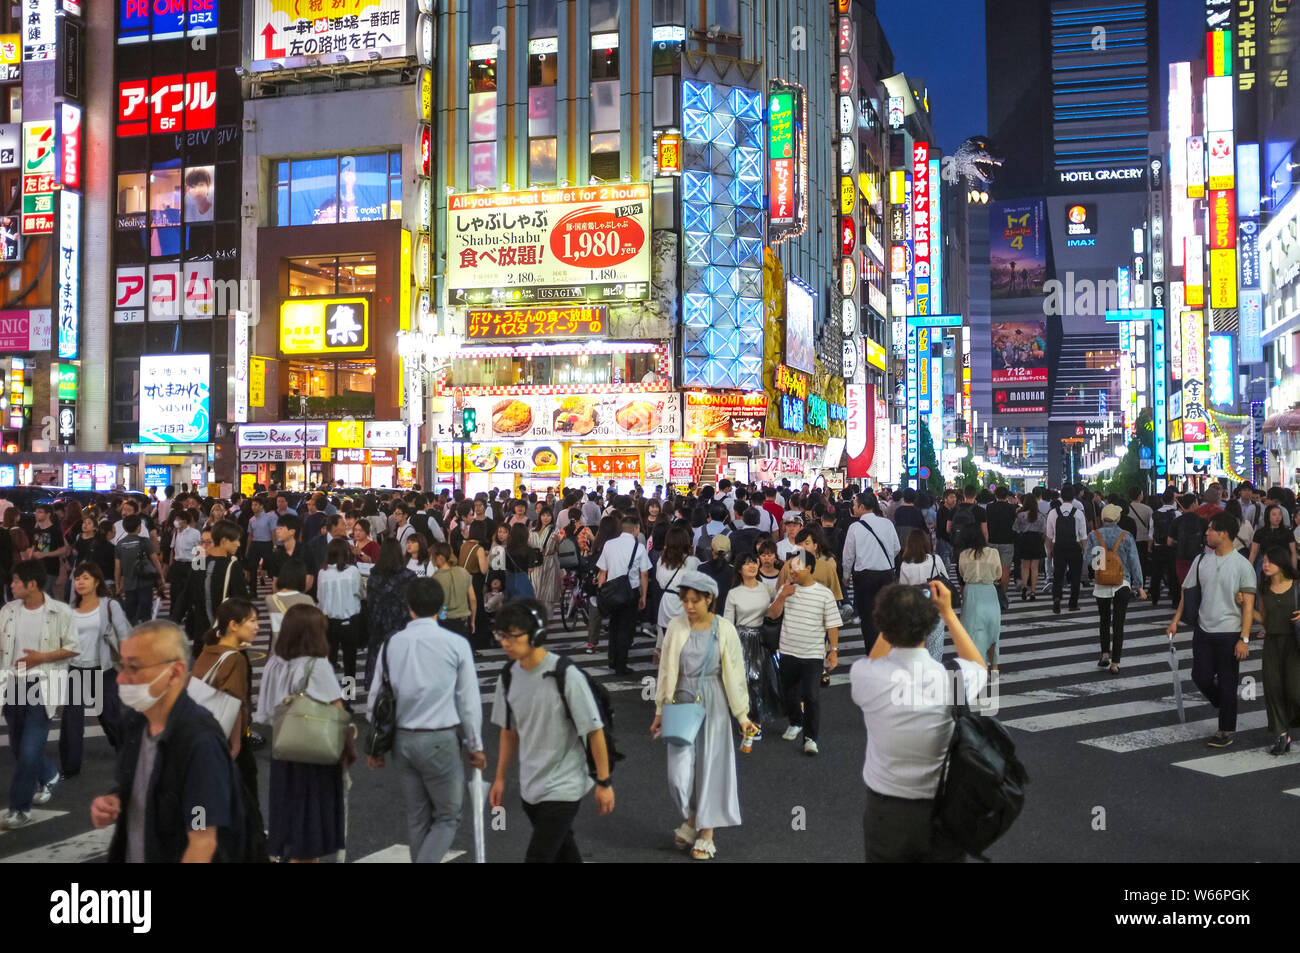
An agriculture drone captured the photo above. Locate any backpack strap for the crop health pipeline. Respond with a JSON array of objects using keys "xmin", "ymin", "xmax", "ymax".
[{"xmin": 501, "ymin": 662, "xmax": 514, "ymax": 730}]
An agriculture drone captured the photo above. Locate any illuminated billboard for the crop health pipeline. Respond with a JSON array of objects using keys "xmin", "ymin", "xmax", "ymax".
[
  {"xmin": 140, "ymin": 354, "xmax": 211, "ymax": 444},
  {"xmin": 279, "ymin": 297, "xmax": 370, "ymax": 356},
  {"xmin": 989, "ymin": 199, "xmax": 1047, "ymax": 298},
  {"xmin": 446, "ymin": 185, "xmax": 651, "ymax": 305},
  {"xmin": 252, "ymin": 0, "xmax": 406, "ymax": 65}
]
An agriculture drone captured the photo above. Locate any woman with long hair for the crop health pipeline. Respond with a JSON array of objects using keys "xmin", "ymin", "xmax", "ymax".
[
  {"xmin": 654, "ymin": 526, "xmax": 699, "ymax": 650},
  {"xmin": 582, "ymin": 514, "xmax": 624, "ymax": 654},
  {"xmin": 405, "ymin": 534, "xmax": 435, "ymax": 577},
  {"xmin": 896, "ymin": 531, "xmax": 950, "ymax": 661},
  {"xmin": 193, "ymin": 595, "xmax": 269, "ymax": 862},
  {"xmin": 255, "ymin": 604, "xmax": 354, "ymax": 862},
  {"xmin": 1253, "ymin": 546, "xmax": 1300, "ymax": 755},
  {"xmin": 1013, "ymin": 493, "xmax": 1046, "ymax": 600},
  {"xmin": 317, "ymin": 537, "xmax": 364, "ymax": 693},
  {"xmin": 756, "ymin": 538, "xmax": 783, "ymax": 597},
  {"xmin": 364, "ymin": 539, "xmax": 418, "ymax": 689},
  {"xmin": 958, "ymin": 523, "xmax": 1003, "ymax": 670},
  {"xmin": 488, "ymin": 522, "xmax": 510, "ymax": 573},
  {"xmin": 459, "ymin": 520, "xmax": 492, "ymax": 647},
  {"xmin": 529, "ymin": 506, "xmax": 561, "ymax": 610},
  {"xmin": 62, "ymin": 562, "xmax": 129, "ymax": 776},
  {"xmin": 504, "ymin": 523, "xmax": 536, "ymax": 599},
  {"xmin": 432, "ymin": 541, "xmax": 476, "ymax": 642},
  {"xmin": 723, "ymin": 553, "xmax": 779, "ymax": 733},
  {"xmin": 1250, "ymin": 504, "xmax": 1296, "ymax": 572},
  {"xmin": 652, "ymin": 571, "xmax": 755, "ymax": 860}
]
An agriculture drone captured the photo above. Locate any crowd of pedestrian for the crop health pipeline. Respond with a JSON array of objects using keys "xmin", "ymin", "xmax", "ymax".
[{"xmin": 0, "ymin": 475, "xmax": 1296, "ymax": 863}]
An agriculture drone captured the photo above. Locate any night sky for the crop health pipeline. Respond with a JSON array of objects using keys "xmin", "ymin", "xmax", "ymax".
[{"xmin": 874, "ymin": 0, "xmax": 1210, "ymax": 156}]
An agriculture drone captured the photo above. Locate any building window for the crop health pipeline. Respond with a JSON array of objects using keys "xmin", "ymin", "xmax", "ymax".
[
  {"xmin": 468, "ymin": 0, "xmax": 496, "ymax": 45},
  {"xmin": 273, "ymin": 152, "xmax": 402, "ymax": 226},
  {"xmin": 589, "ymin": 39, "xmax": 620, "ymax": 182},
  {"xmin": 287, "ymin": 255, "xmax": 377, "ymax": 297},
  {"xmin": 468, "ymin": 49, "xmax": 498, "ymax": 188},
  {"xmin": 112, "ymin": 358, "xmax": 139, "ymax": 426},
  {"xmin": 529, "ymin": 0, "xmax": 557, "ymax": 36},
  {"xmin": 528, "ymin": 36, "xmax": 558, "ymax": 186},
  {"xmin": 589, "ymin": 0, "xmax": 618, "ymax": 31}
]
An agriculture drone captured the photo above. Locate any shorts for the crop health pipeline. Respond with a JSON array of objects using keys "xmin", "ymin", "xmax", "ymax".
[{"xmin": 993, "ymin": 544, "xmax": 1015, "ymax": 568}]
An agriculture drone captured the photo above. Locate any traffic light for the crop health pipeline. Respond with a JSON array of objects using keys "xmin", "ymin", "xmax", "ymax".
[{"xmin": 463, "ymin": 407, "xmax": 477, "ymax": 435}]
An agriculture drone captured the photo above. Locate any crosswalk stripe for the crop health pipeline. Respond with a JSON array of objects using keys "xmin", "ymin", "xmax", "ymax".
[
  {"xmin": 1173, "ymin": 747, "xmax": 1300, "ymax": 776},
  {"xmin": 1002, "ymin": 699, "xmax": 1194, "ymax": 731},
  {"xmin": 0, "ymin": 808, "xmax": 66, "ymax": 835},
  {"xmin": 0, "ymin": 826, "xmax": 111, "ymax": 862},
  {"xmin": 991, "ymin": 660, "xmax": 1264, "ymax": 710},
  {"xmin": 353, "ymin": 845, "xmax": 466, "ymax": 863},
  {"xmin": 1083, "ymin": 711, "xmax": 1271, "ymax": 752},
  {"xmin": 0, "ymin": 725, "xmax": 105, "ymax": 750}
]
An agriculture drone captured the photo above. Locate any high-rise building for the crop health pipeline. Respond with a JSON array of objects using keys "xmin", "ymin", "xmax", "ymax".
[{"xmin": 985, "ymin": 0, "xmax": 1161, "ymax": 484}]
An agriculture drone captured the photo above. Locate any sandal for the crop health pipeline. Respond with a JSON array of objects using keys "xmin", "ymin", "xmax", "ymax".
[
  {"xmin": 691, "ymin": 838, "xmax": 716, "ymax": 860},
  {"xmin": 673, "ymin": 823, "xmax": 697, "ymax": 849}
]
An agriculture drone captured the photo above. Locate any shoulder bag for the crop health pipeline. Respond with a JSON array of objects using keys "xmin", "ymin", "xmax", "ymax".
[
  {"xmin": 365, "ymin": 637, "xmax": 397, "ymax": 758},
  {"xmin": 925, "ymin": 555, "xmax": 961, "ymax": 609},
  {"xmin": 597, "ymin": 541, "xmax": 640, "ymax": 614},
  {"xmin": 271, "ymin": 657, "xmax": 351, "ymax": 765},
  {"xmin": 660, "ymin": 618, "xmax": 718, "ymax": 746},
  {"xmin": 187, "ymin": 650, "xmax": 242, "ymax": 738},
  {"xmin": 1180, "ymin": 555, "xmax": 1204, "ymax": 631}
]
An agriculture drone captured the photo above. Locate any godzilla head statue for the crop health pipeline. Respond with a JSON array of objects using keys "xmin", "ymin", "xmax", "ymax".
[{"xmin": 948, "ymin": 136, "xmax": 1004, "ymax": 190}]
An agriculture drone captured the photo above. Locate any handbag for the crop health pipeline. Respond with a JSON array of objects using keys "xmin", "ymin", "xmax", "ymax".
[
  {"xmin": 660, "ymin": 618, "xmax": 718, "ymax": 746},
  {"xmin": 272, "ymin": 657, "xmax": 352, "ymax": 765},
  {"xmin": 760, "ymin": 613, "xmax": 783, "ymax": 651},
  {"xmin": 597, "ymin": 541, "xmax": 640, "ymax": 614},
  {"xmin": 925, "ymin": 555, "xmax": 961, "ymax": 609},
  {"xmin": 365, "ymin": 637, "xmax": 397, "ymax": 758},
  {"xmin": 186, "ymin": 650, "xmax": 242, "ymax": 738}
]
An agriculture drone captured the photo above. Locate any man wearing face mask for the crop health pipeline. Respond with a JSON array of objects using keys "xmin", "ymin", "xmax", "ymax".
[
  {"xmin": 0, "ymin": 560, "xmax": 78, "ymax": 829},
  {"xmin": 91, "ymin": 620, "xmax": 243, "ymax": 862}
]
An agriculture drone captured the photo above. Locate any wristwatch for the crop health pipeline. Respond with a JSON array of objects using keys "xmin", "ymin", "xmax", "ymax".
[
  {"xmin": 1240, "ymin": 635, "xmax": 1250, "ymax": 644},
  {"xmin": 594, "ymin": 776, "xmax": 612, "ymax": 788}
]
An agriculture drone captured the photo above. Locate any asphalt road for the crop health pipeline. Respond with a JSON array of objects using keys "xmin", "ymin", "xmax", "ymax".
[{"xmin": 3, "ymin": 584, "xmax": 1300, "ymax": 863}]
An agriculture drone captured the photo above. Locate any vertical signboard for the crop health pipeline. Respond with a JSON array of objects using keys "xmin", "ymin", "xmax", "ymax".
[
  {"xmin": 768, "ymin": 82, "xmax": 805, "ymax": 242},
  {"xmin": 1181, "ymin": 310, "xmax": 1207, "ymax": 445},
  {"xmin": 231, "ymin": 310, "xmax": 249, "ymax": 423},
  {"xmin": 846, "ymin": 383, "xmax": 869, "ymax": 479},
  {"xmin": 929, "ymin": 157, "xmax": 943, "ymax": 313},
  {"xmin": 56, "ymin": 190, "xmax": 79, "ymax": 359},
  {"xmin": 912, "ymin": 142, "xmax": 930, "ymax": 315}
]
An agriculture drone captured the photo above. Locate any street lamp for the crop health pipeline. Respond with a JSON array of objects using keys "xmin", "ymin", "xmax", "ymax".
[{"xmin": 398, "ymin": 329, "xmax": 464, "ymax": 490}]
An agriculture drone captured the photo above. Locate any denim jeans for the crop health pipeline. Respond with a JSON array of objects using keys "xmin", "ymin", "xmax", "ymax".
[
  {"xmin": 59, "ymin": 670, "xmax": 123, "ymax": 775},
  {"xmin": 4, "ymin": 689, "xmax": 58, "ymax": 812}
]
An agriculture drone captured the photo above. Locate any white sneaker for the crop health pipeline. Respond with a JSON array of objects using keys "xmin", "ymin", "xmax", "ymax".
[
  {"xmin": 781, "ymin": 725, "xmax": 802, "ymax": 741},
  {"xmin": 0, "ymin": 810, "xmax": 31, "ymax": 829},
  {"xmin": 803, "ymin": 738, "xmax": 819, "ymax": 756},
  {"xmin": 32, "ymin": 774, "xmax": 59, "ymax": 806}
]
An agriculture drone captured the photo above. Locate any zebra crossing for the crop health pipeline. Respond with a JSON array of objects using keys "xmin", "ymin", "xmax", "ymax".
[{"xmin": 5, "ymin": 578, "xmax": 1299, "ymax": 862}]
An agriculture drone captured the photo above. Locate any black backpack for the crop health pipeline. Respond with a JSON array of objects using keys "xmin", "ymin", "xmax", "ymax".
[
  {"xmin": 933, "ymin": 660, "xmax": 1028, "ymax": 861},
  {"xmin": 501, "ymin": 655, "xmax": 624, "ymax": 776},
  {"xmin": 1153, "ymin": 506, "xmax": 1178, "ymax": 546},
  {"xmin": 695, "ymin": 525, "xmax": 730, "ymax": 564},
  {"xmin": 1174, "ymin": 513, "xmax": 1208, "ymax": 561},
  {"xmin": 1053, "ymin": 505, "xmax": 1082, "ymax": 551},
  {"xmin": 949, "ymin": 503, "xmax": 978, "ymax": 541}
]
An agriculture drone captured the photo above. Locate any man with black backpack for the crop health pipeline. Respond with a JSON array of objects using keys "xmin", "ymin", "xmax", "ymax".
[
  {"xmin": 1046, "ymin": 485, "xmax": 1087, "ymax": 613},
  {"xmin": 1169, "ymin": 493, "xmax": 1209, "ymax": 584},
  {"xmin": 947, "ymin": 485, "xmax": 988, "ymax": 579},
  {"xmin": 851, "ymin": 581, "xmax": 996, "ymax": 862},
  {"xmin": 114, "ymin": 515, "xmax": 165, "ymax": 625},
  {"xmin": 1150, "ymin": 488, "xmax": 1180, "ymax": 607},
  {"xmin": 693, "ymin": 504, "xmax": 732, "ymax": 563},
  {"xmin": 489, "ymin": 598, "xmax": 615, "ymax": 862}
]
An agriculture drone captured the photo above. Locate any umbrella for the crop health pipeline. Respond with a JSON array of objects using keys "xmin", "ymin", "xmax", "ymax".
[
  {"xmin": 469, "ymin": 767, "xmax": 486, "ymax": 863},
  {"xmin": 1168, "ymin": 640, "xmax": 1185, "ymax": 724}
]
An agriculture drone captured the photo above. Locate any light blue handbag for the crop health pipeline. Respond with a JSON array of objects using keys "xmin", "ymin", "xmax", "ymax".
[{"xmin": 659, "ymin": 618, "xmax": 718, "ymax": 746}]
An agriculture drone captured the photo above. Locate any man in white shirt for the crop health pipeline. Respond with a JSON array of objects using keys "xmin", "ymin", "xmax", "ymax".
[
  {"xmin": 366, "ymin": 577, "xmax": 485, "ymax": 863},
  {"xmin": 1046, "ymin": 486, "xmax": 1087, "ymax": 613},
  {"xmin": 595, "ymin": 514, "xmax": 652, "ymax": 676},
  {"xmin": 0, "ymin": 560, "xmax": 78, "ymax": 828},
  {"xmin": 851, "ymin": 580, "xmax": 987, "ymax": 862},
  {"xmin": 767, "ymin": 548, "xmax": 840, "ymax": 756},
  {"xmin": 111, "ymin": 500, "xmax": 151, "ymax": 546},
  {"xmin": 392, "ymin": 503, "xmax": 416, "ymax": 549},
  {"xmin": 841, "ymin": 493, "xmax": 901, "ymax": 645}
]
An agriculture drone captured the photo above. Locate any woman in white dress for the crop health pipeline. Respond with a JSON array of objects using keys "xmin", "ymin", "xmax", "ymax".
[{"xmin": 652, "ymin": 571, "xmax": 755, "ymax": 861}]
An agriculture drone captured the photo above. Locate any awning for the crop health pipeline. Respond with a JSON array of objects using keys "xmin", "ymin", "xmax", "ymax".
[{"xmin": 1263, "ymin": 410, "xmax": 1300, "ymax": 432}]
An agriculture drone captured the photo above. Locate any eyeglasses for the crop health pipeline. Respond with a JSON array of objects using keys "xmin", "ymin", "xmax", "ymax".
[
  {"xmin": 115, "ymin": 658, "xmax": 182, "ymax": 676},
  {"xmin": 494, "ymin": 631, "xmax": 529, "ymax": 643}
]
